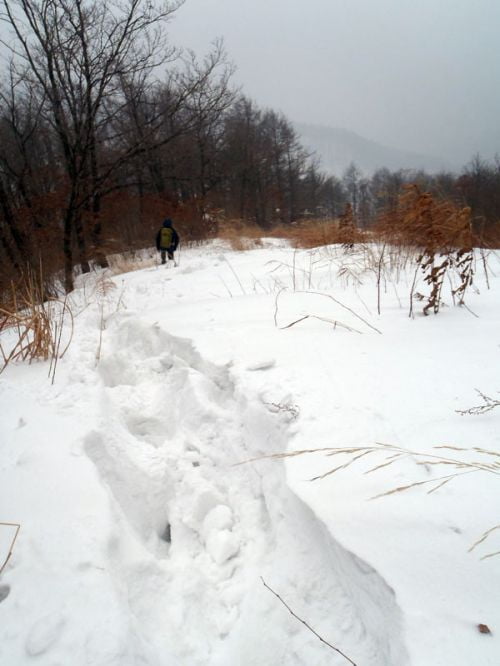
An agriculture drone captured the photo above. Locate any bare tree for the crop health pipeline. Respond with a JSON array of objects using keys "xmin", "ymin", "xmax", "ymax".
[
  {"xmin": 220, "ymin": 98, "xmax": 318, "ymax": 227},
  {"xmin": 0, "ymin": 65, "xmax": 53, "ymax": 272},
  {"xmin": 342, "ymin": 162, "xmax": 362, "ymax": 218},
  {"xmin": 1, "ymin": 0, "xmax": 183, "ymax": 290}
]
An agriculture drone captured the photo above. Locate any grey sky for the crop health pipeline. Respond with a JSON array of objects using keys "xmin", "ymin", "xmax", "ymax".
[{"xmin": 171, "ymin": 0, "xmax": 500, "ymax": 166}]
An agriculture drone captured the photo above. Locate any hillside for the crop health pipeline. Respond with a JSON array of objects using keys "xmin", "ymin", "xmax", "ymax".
[{"xmin": 295, "ymin": 122, "xmax": 452, "ymax": 175}]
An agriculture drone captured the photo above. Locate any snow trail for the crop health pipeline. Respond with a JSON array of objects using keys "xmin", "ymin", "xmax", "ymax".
[{"xmin": 78, "ymin": 314, "xmax": 408, "ymax": 665}]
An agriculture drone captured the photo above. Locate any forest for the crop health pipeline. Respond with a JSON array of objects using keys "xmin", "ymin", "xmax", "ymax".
[{"xmin": 1, "ymin": 0, "xmax": 500, "ymax": 295}]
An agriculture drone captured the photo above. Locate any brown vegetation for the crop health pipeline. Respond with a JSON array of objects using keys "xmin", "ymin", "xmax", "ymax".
[
  {"xmin": 376, "ymin": 185, "xmax": 475, "ymax": 314},
  {"xmin": 217, "ymin": 219, "xmax": 265, "ymax": 251},
  {"xmin": 218, "ymin": 217, "xmax": 359, "ymax": 251},
  {"xmin": 268, "ymin": 218, "xmax": 351, "ymax": 249},
  {"xmin": 0, "ymin": 265, "xmax": 72, "ymax": 379}
]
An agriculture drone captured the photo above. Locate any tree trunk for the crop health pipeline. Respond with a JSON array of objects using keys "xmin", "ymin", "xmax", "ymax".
[
  {"xmin": 63, "ymin": 210, "xmax": 74, "ymax": 292},
  {"xmin": 0, "ymin": 179, "xmax": 29, "ymax": 266},
  {"xmin": 0, "ymin": 224, "xmax": 20, "ymax": 271},
  {"xmin": 91, "ymin": 193, "xmax": 109, "ymax": 269},
  {"xmin": 75, "ymin": 212, "xmax": 90, "ymax": 273}
]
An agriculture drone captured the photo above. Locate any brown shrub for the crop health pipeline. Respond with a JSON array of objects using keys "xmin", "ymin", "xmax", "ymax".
[
  {"xmin": 217, "ymin": 219, "xmax": 264, "ymax": 251},
  {"xmin": 0, "ymin": 265, "xmax": 72, "ymax": 377},
  {"xmin": 216, "ymin": 217, "xmax": 366, "ymax": 252},
  {"xmin": 268, "ymin": 218, "xmax": 358, "ymax": 249},
  {"xmin": 376, "ymin": 185, "xmax": 474, "ymax": 314}
]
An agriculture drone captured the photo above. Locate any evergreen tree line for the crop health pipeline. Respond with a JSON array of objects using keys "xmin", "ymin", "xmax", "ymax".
[{"xmin": 1, "ymin": 0, "xmax": 499, "ymax": 294}]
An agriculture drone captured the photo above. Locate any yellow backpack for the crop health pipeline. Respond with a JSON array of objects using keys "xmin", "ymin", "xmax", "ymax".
[{"xmin": 160, "ymin": 227, "xmax": 173, "ymax": 248}]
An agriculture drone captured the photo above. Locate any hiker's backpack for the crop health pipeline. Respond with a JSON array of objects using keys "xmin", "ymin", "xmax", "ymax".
[{"xmin": 160, "ymin": 227, "xmax": 173, "ymax": 248}]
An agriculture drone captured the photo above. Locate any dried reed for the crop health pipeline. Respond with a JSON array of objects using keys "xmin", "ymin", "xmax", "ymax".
[
  {"xmin": 457, "ymin": 389, "xmax": 500, "ymax": 416},
  {"xmin": 107, "ymin": 252, "xmax": 157, "ymax": 276},
  {"xmin": 0, "ymin": 266, "xmax": 73, "ymax": 376},
  {"xmin": 244, "ymin": 442, "xmax": 500, "ymax": 558},
  {"xmin": 0, "ymin": 523, "xmax": 20, "ymax": 576},
  {"xmin": 376, "ymin": 185, "xmax": 475, "ymax": 315}
]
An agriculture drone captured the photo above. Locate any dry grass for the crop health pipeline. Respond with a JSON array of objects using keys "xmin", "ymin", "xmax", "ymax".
[
  {"xmin": 0, "ymin": 523, "xmax": 21, "ymax": 576},
  {"xmin": 92, "ymin": 272, "xmax": 117, "ymax": 299},
  {"xmin": 0, "ymin": 266, "xmax": 73, "ymax": 378},
  {"xmin": 457, "ymin": 390, "xmax": 500, "ymax": 416},
  {"xmin": 217, "ymin": 219, "xmax": 265, "ymax": 251},
  {"xmin": 244, "ymin": 442, "xmax": 500, "ymax": 558},
  {"xmin": 218, "ymin": 217, "xmax": 365, "ymax": 252},
  {"xmin": 268, "ymin": 218, "xmax": 362, "ymax": 249},
  {"xmin": 273, "ymin": 288, "xmax": 382, "ymax": 335},
  {"xmin": 107, "ymin": 251, "xmax": 157, "ymax": 276},
  {"xmin": 75, "ymin": 270, "xmax": 120, "ymax": 318},
  {"xmin": 376, "ymin": 185, "xmax": 475, "ymax": 315}
]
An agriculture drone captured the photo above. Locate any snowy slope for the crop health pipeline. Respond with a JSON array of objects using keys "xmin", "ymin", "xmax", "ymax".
[{"xmin": 1, "ymin": 240, "xmax": 499, "ymax": 665}]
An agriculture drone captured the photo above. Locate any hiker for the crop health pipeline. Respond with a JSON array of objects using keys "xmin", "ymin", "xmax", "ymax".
[{"xmin": 156, "ymin": 218, "xmax": 179, "ymax": 264}]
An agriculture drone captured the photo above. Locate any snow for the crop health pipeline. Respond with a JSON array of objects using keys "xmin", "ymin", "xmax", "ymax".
[{"xmin": 1, "ymin": 240, "xmax": 500, "ymax": 665}]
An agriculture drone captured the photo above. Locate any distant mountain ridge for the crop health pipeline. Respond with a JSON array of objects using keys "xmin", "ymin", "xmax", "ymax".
[{"xmin": 295, "ymin": 122, "xmax": 451, "ymax": 176}]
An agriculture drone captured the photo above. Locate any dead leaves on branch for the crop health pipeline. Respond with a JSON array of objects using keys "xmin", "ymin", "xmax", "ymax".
[{"xmin": 378, "ymin": 185, "xmax": 475, "ymax": 315}]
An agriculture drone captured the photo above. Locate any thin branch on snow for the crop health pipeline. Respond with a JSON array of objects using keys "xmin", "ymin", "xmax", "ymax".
[
  {"xmin": 273, "ymin": 289, "xmax": 382, "ymax": 334},
  {"xmin": 0, "ymin": 523, "xmax": 21, "ymax": 577},
  {"xmin": 457, "ymin": 389, "xmax": 500, "ymax": 415},
  {"xmin": 261, "ymin": 577, "xmax": 358, "ymax": 666}
]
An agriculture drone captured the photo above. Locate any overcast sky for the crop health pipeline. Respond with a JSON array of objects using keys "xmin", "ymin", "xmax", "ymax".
[{"xmin": 171, "ymin": 0, "xmax": 500, "ymax": 166}]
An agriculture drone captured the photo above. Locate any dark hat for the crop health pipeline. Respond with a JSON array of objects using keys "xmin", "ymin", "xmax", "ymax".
[{"xmin": 163, "ymin": 218, "xmax": 173, "ymax": 227}]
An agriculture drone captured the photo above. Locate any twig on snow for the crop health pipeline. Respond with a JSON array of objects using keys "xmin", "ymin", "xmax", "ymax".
[
  {"xmin": 280, "ymin": 314, "xmax": 363, "ymax": 334},
  {"xmin": 294, "ymin": 290, "xmax": 382, "ymax": 334},
  {"xmin": 459, "ymin": 302, "xmax": 479, "ymax": 318},
  {"xmin": 261, "ymin": 577, "xmax": 358, "ymax": 666},
  {"xmin": 457, "ymin": 389, "xmax": 500, "ymax": 415},
  {"xmin": 273, "ymin": 289, "xmax": 380, "ymax": 334},
  {"xmin": 224, "ymin": 256, "xmax": 246, "ymax": 295},
  {"xmin": 0, "ymin": 523, "xmax": 21, "ymax": 576}
]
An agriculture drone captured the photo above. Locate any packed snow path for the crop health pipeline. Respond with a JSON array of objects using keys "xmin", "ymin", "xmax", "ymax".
[{"xmin": 1, "ymin": 241, "xmax": 500, "ymax": 665}]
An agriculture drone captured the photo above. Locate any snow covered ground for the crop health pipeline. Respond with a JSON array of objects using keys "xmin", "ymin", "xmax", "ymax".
[{"xmin": 1, "ymin": 239, "xmax": 499, "ymax": 665}]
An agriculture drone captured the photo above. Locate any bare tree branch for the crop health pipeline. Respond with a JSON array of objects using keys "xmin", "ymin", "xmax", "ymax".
[{"xmin": 261, "ymin": 577, "xmax": 358, "ymax": 666}]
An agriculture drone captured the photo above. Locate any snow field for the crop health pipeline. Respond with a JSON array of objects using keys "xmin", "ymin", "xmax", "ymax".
[{"xmin": 1, "ymin": 239, "xmax": 499, "ymax": 665}]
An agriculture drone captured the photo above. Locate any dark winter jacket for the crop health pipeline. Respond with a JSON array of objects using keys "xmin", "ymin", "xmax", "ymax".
[{"xmin": 156, "ymin": 219, "xmax": 179, "ymax": 251}]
